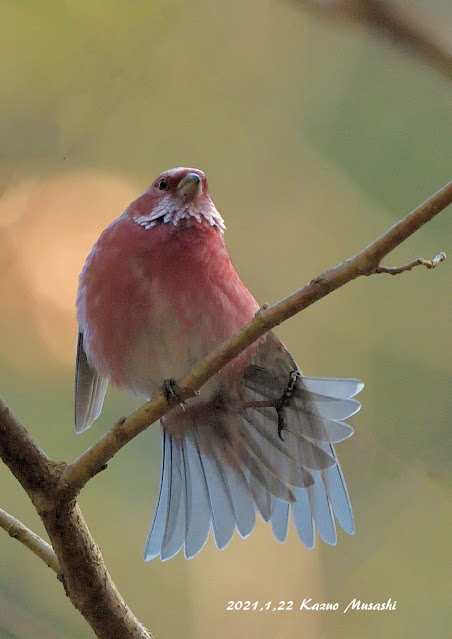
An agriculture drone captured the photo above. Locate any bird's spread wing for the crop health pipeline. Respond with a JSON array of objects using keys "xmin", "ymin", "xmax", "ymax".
[
  {"xmin": 145, "ymin": 428, "xmax": 247, "ymax": 561},
  {"xmin": 243, "ymin": 333, "xmax": 362, "ymax": 547},
  {"xmin": 75, "ymin": 331, "xmax": 108, "ymax": 433},
  {"xmin": 145, "ymin": 332, "xmax": 363, "ymax": 560}
]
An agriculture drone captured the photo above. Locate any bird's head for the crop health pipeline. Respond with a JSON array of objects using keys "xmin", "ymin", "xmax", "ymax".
[{"xmin": 126, "ymin": 167, "xmax": 225, "ymax": 231}]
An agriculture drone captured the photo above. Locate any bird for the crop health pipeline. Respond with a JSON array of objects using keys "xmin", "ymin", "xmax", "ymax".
[{"xmin": 75, "ymin": 166, "xmax": 363, "ymax": 561}]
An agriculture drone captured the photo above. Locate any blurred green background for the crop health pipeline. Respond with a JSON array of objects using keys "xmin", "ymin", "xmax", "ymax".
[{"xmin": 0, "ymin": 1, "xmax": 450, "ymax": 638}]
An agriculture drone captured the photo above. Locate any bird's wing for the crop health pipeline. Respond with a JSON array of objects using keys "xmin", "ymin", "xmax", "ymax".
[
  {"xmin": 144, "ymin": 332, "xmax": 363, "ymax": 560},
  {"xmin": 75, "ymin": 331, "xmax": 108, "ymax": 433},
  {"xmin": 243, "ymin": 332, "xmax": 363, "ymax": 547},
  {"xmin": 144, "ymin": 425, "xmax": 259, "ymax": 561}
]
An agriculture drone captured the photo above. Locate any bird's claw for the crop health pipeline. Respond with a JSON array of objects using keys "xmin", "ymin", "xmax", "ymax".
[
  {"xmin": 275, "ymin": 370, "xmax": 300, "ymax": 441},
  {"xmin": 276, "ymin": 409, "xmax": 285, "ymax": 441},
  {"xmin": 162, "ymin": 378, "xmax": 186, "ymax": 410}
]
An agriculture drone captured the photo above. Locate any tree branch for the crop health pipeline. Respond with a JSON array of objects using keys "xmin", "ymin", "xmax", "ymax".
[
  {"xmin": 294, "ymin": 0, "xmax": 452, "ymax": 79},
  {"xmin": 0, "ymin": 400, "xmax": 152, "ymax": 639},
  {"xmin": 39, "ymin": 502, "xmax": 153, "ymax": 639},
  {"xmin": 0, "ymin": 508, "xmax": 59, "ymax": 573},
  {"xmin": 0, "ymin": 400, "xmax": 55, "ymax": 507},
  {"xmin": 60, "ymin": 180, "xmax": 451, "ymax": 498}
]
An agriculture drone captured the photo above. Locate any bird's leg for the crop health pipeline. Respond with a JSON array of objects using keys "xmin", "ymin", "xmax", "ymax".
[
  {"xmin": 275, "ymin": 370, "xmax": 301, "ymax": 440},
  {"xmin": 162, "ymin": 378, "xmax": 186, "ymax": 410}
]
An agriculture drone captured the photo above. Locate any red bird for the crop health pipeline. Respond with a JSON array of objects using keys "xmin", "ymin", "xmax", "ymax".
[{"xmin": 75, "ymin": 167, "xmax": 363, "ymax": 560}]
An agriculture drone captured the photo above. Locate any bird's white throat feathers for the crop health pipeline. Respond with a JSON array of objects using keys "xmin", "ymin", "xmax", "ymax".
[{"xmin": 133, "ymin": 197, "xmax": 226, "ymax": 231}]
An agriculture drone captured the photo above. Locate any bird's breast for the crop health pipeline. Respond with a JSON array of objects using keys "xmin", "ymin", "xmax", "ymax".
[{"xmin": 78, "ymin": 217, "xmax": 259, "ymax": 400}]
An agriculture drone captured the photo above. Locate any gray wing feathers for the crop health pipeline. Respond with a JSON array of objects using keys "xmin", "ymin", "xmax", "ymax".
[
  {"xmin": 161, "ymin": 436, "xmax": 185, "ymax": 560},
  {"xmin": 183, "ymin": 436, "xmax": 211, "ymax": 559},
  {"xmin": 271, "ymin": 498, "xmax": 290, "ymax": 543},
  {"xmin": 145, "ymin": 429, "xmax": 258, "ymax": 560},
  {"xmin": 144, "ymin": 430, "xmax": 171, "ymax": 560},
  {"xmin": 321, "ymin": 446, "xmax": 355, "ymax": 535},
  {"xmin": 291, "ymin": 488, "xmax": 315, "ymax": 548},
  {"xmin": 222, "ymin": 464, "xmax": 256, "ymax": 538},
  {"xmin": 145, "ymin": 333, "xmax": 362, "ymax": 560},
  {"xmin": 243, "ymin": 334, "xmax": 361, "ymax": 548},
  {"xmin": 193, "ymin": 431, "xmax": 236, "ymax": 550},
  {"xmin": 307, "ymin": 471, "xmax": 337, "ymax": 545},
  {"xmin": 75, "ymin": 331, "xmax": 108, "ymax": 433}
]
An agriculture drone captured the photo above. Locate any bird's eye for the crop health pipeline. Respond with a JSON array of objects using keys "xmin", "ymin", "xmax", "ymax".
[{"xmin": 158, "ymin": 179, "xmax": 168, "ymax": 190}]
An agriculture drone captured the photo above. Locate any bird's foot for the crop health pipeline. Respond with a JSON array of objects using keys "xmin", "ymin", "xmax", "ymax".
[
  {"xmin": 275, "ymin": 370, "xmax": 301, "ymax": 440},
  {"xmin": 276, "ymin": 408, "xmax": 285, "ymax": 441},
  {"xmin": 162, "ymin": 378, "xmax": 186, "ymax": 410}
]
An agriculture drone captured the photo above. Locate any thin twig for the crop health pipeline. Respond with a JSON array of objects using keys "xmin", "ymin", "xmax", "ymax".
[
  {"xmin": 295, "ymin": 0, "xmax": 452, "ymax": 79},
  {"xmin": 60, "ymin": 180, "xmax": 451, "ymax": 497},
  {"xmin": 375, "ymin": 251, "xmax": 447, "ymax": 275},
  {"xmin": 0, "ymin": 508, "xmax": 59, "ymax": 573}
]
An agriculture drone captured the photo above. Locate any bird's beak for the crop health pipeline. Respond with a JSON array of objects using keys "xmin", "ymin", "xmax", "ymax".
[{"xmin": 177, "ymin": 173, "xmax": 203, "ymax": 199}]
